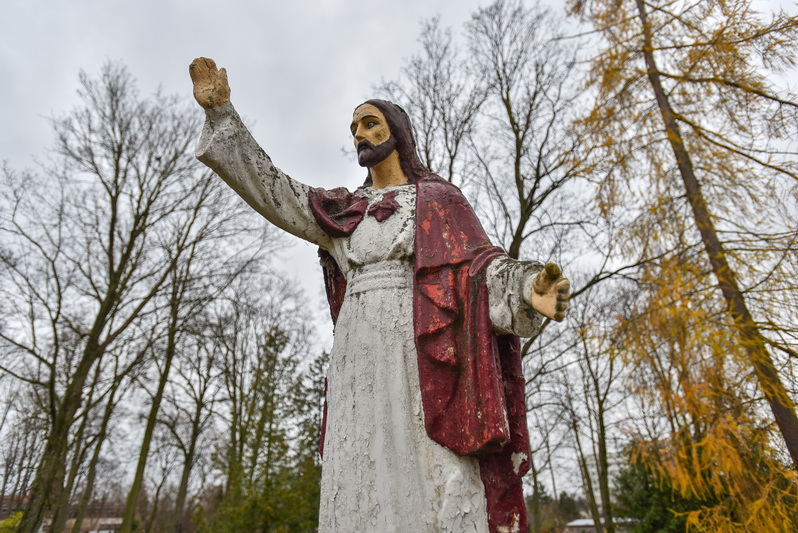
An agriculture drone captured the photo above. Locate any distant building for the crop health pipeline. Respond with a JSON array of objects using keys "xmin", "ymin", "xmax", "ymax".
[
  {"xmin": 39, "ymin": 514, "xmax": 123, "ymax": 532},
  {"xmin": 564, "ymin": 517, "xmax": 639, "ymax": 533},
  {"xmin": 1, "ymin": 494, "xmax": 28, "ymax": 519},
  {"xmin": 63, "ymin": 517, "xmax": 122, "ymax": 533}
]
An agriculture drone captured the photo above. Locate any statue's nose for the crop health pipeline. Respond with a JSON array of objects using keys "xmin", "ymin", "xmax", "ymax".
[{"xmin": 353, "ymin": 125, "xmax": 366, "ymax": 143}]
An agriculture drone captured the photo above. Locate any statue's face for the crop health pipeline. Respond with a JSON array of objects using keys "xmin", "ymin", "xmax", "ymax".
[{"xmin": 351, "ymin": 104, "xmax": 397, "ymax": 168}]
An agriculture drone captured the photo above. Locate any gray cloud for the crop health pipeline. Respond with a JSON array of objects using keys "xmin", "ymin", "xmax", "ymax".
[{"xmin": 1, "ymin": 0, "xmax": 490, "ymax": 346}]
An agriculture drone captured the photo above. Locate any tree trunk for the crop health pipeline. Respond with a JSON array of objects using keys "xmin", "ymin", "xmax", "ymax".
[
  {"xmin": 19, "ymin": 255, "xmax": 127, "ymax": 533},
  {"xmin": 595, "ymin": 402, "xmax": 615, "ymax": 533},
  {"xmin": 573, "ymin": 416, "xmax": 604, "ymax": 533},
  {"xmin": 18, "ymin": 339, "xmax": 105, "ymax": 533},
  {"xmin": 71, "ymin": 382, "xmax": 119, "ymax": 533},
  {"xmin": 528, "ymin": 459, "xmax": 542, "ymax": 533},
  {"xmin": 119, "ymin": 326, "xmax": 178, "ymax": 533},
  {"xmin": 50, "ymin": 363, "xmax": 106, "ymax": 533},
  {"xmin": 634, "ymin": 0, "xmax": 798, "ymax": 468},
  {"xmin": 144, "ymin": 479, "xmax": 164, "ymax": 533},
  {"xmin": 173, "ymin": 406, "xmax": 203, "ymax": 533},
  {"xmin": 8, "ymin": 428, "xmax": 38, "ymax": 520},
  {"xmin": 0, "ymin": 445, "xmax": 11, "ymax": 518}
]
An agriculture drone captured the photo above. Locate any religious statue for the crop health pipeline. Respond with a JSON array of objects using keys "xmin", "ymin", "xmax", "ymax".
[{"xmin": 189, "ymin": 57, "xmax": 570, "ymax": 533}]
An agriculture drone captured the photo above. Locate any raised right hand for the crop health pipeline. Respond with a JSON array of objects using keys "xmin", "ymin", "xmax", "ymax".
[{"xmin": 189, "ymin": 57, "xmax": 231, "ymax": 109}]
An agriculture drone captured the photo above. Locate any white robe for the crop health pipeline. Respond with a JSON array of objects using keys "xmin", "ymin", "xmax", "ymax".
[{"xmin": 197, "ymin": 104, "xmax": 542, "ymax": 532}]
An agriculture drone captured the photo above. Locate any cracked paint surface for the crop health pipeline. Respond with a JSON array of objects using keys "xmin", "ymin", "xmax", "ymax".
[{"xmin": 319, "ymin": 185, "xmax": 491, "ymax": 532}]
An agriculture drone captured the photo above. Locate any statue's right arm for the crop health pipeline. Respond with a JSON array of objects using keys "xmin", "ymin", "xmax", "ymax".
[
  {"xmin": 190, "ymin": 58, "xmax": 333, "ymax": 249},
  {"xmin": 195, "ymin": 104, "xmax": 333, "ymax": 248}
]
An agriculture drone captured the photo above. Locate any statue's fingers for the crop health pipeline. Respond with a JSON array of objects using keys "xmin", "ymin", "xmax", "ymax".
[
  {"xmin": 556, "ymin": 300, "xmax": 568, "ymax": 312},
  {"xmin": 200, "ymin": 57, "xmax": 218, "ymax": 71},
  {"xmin": 556, "ymin": 279, "xmax": 571, "ymax": 294},
  {"xmin": 190, "ymin": 57, "xmax": 216, "ymax": 84},
  {"xmin": 544, "ymin": 262, "xmax": 561, "ymax": 280},
  {"xmin": 532, "ymin": 273, "xmax": 547, "ymax": 295},
  {"xmin": 533, "ymin": 264, "xmax": 558, "ymax": 295},
  {"xmin": 191, "ymin": 62, "xmax": 210, "ymax": 86},
  {"xmin": 217, "ymin": 68, "xmax": 230, "ymax": 95},
  {"xmin": 554, "ymin": 311, "xmax": 566, "ymax": 322},
  {"xmin": 189, "ymin": 59, "xmax": 203, "ymax": 83}
]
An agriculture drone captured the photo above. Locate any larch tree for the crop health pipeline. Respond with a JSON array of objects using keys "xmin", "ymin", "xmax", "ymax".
[
  {"xmin": 568, "ymin": 0, "xmax": 798, "ymax": 465},
  {"xmin": 616, "ymin": 255, "xmax": 798, "ymax": 530}
]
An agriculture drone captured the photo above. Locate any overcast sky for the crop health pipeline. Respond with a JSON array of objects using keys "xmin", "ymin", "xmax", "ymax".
[
  {"xmin": 1, "ymin": 0, "xmax": 792, "ymax": 342},
  {"xmin": 3, "ymin": 1, "xmax": 795, "ymax": 499},
  {"xmin": 2, "ymin": 0, "xmax": 525, "ymax": 343},
  {"xmin": 0, "ymin": 0, "xmax": 516, "ymax": 175}
]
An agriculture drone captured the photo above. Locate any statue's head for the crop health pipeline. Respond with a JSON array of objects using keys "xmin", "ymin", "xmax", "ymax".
[{"xmin": 351, "ymin": 99, "xmax": 431, "ymax": 185}]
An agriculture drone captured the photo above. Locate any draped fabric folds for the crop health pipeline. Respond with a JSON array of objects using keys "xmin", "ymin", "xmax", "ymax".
[{"xmin": 309, "ymin": 177, "xmax": 531, "ymax": 533}]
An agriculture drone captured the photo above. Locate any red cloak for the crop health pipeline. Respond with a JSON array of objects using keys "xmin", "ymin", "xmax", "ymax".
[{"xmin": 309, "ymin": 176, "xmax": 531, "ymax": 533}]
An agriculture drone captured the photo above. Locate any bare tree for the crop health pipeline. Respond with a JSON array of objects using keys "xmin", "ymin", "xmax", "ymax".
[
  {"xmin": 379, "ymin": 17, "xmax": 487, "ymax": 185},
  {"xmin": 0, "ymin": 387, "xmax": 47, "ymax": 520},
  {"xmin": 118, "ymin": 159, "xmax": 271, "ymax": 533},
  {"xmin": 69, "ymin": 349, "xmax": 140, "ymax": 533},
  {"xmin": 0, "ymin": 62, "xmax": 267, "ymax": 533},
  {"xmin": 159, "ymin": 336, "xmax": 223, "ymax": 533},
  {"xmin": 464, "ymin": 0, "xmax": 588, "ymax": 262},
  {"xmin": 378, "ymin": 2, "xmax": 633, "ymax": 521},
  {"xmin": 194, "ymin": 274, "xmax": 321, "ymax": 532},
  {"xmin": 565, "ymin": 286, "xmax": 630, "ymax": 533}
]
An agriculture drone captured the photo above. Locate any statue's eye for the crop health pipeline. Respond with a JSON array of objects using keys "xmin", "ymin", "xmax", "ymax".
[{"xmin": 367, "ymin": 121, "xmax": 378, "ymax": 128}]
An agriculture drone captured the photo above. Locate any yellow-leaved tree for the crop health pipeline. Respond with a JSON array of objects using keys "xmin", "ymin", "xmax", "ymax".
[
  {"xmin": 568, "ymin": 0, "xmax": 798, "ymax": 460},
  {"xmin": 568, "ymin": 0, "xmax": 798, "ymax": 528},
  {"xmin": 619, "ymin": 255, "xmax": 798, "ymax": 530}
]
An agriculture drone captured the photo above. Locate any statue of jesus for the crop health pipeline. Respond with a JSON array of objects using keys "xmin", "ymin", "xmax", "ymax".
[{"xmin": 190, "ymin": 57, "xmax": 570, "ymax": 533}]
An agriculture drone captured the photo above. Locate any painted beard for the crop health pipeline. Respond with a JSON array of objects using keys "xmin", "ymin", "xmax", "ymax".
[{"xmin": 357, "ymin": 136, "xmax": 397, "ymax": 168}]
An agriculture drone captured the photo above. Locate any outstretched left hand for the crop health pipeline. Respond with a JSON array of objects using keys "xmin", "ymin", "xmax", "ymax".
[{"xmin": 529, "ymin": 262, "xmax": 570, "ymax": 322}]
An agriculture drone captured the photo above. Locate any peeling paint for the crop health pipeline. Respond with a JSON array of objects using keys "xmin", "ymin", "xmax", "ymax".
[
  {"xmin": 496, "ymin": 512, "xmax": 520, "ymax": 533},
  {"xmin": 317, "ymin": 186, "xmax": 491, "ymax": 531},
  {"xmin": 511, "ymin": 452, "xmax": 527, "ymax": 475}
]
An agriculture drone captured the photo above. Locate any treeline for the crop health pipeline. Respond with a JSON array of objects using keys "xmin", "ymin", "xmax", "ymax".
[
  {"xmin": 379, "ymin": 0, "xmax": 798, "ymax": 532},
  {"xmin": 2, "ymin": 0, "xmax": 798, "ymax": 532},
  {"xmin": 0, "ymin": 64, "xmax": 325, "ymax": 533}
]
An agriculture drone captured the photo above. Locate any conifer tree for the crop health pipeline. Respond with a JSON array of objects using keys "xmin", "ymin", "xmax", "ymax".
[{"xmin": 569, "ymin": 0, "xmax": 798, "ymax": 466}]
